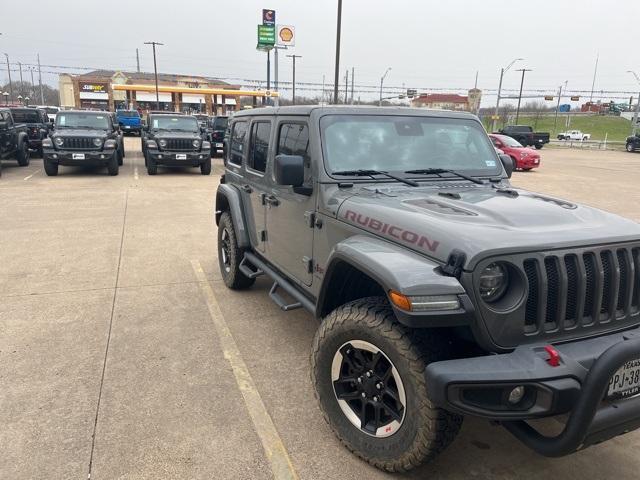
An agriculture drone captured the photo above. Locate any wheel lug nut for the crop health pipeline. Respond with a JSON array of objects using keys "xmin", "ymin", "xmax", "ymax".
[
  {"xmin": 357, "ymin": 377, "xmax": 362, "ymax": 383},
  {"xmin": 373, "ymin": 396, "xmax": 379, "ymax": 402},
  {"xmin": 361, "ymin": 392, "xmax": 366, "ymax": 398},
  {"xmin": 366, "ymin": 371, "xmax": 372, "ymax": 378},
  {"xmin": 376, "ymin": 383, "xmax": 382, "ymax": 389}
]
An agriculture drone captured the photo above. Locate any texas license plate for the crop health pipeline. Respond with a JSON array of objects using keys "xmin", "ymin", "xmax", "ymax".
[
  {"xmin": 72, "ymin": 153, "xmax": 85, "ymax": 160},
  {"xmin": 176, "ymin": 154, "xmax": 187, "ymax": 160},
  {"xmin": 607, "ymin": 359, "xmax": 640, "ymax": 399},
  {"xmin": 216, "ymin": 143, "xmax": 223, "ymax": 148}
]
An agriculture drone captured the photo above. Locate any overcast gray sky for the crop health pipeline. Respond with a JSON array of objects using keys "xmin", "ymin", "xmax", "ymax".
[{"xmin": 2, "ymin": 0, "xmax": 639, "ymax": 105}]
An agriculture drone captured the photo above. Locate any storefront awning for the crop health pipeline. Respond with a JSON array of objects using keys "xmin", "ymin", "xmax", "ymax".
[
  {"xmin": 80, "ymin": 92, "xmax": 109, "ymax": 100},
  {"xmin": 136, "ymin": 92, "xmax": 172, "ymax": 102}
]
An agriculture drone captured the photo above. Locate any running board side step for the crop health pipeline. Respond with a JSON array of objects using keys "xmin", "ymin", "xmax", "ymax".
[
  {"xmin": 243, "ymin": 252, "xmax": 316, "ymax": 314},
  {"xmin": 239, "ymin": 257, "xmax": 264, "ymax": 279}
]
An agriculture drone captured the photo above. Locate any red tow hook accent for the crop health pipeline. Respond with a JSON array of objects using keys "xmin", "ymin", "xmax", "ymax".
[{"xmin": 544, "ymin": 345, "xmax": 561, "ymax": 367}]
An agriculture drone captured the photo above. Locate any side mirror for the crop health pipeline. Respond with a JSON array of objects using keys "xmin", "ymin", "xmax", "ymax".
[
  {"xmin": 274, "ymin": 154, "xmax": 305, "ymax": 187},
  {"xmin": 499, "ymin": 154, "xmax": 514, "ymax": 178}
]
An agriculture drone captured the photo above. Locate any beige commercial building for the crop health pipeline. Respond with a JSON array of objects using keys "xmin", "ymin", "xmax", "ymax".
[
  {"xmin": 411, "ymin": 89, "xmax": 482, "ymax": 113},
  {"xmin": 59, "ymin": 70, "xmax": 276, "ymax": 115}
]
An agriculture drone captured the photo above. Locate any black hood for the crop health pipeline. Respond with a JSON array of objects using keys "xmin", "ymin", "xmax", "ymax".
[{"xmin": 53, "ymin": 128, "xmax": 108, "ymax": 138}]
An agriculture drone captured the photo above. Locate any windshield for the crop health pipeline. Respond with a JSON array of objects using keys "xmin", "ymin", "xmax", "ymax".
[
  {"xmin": 320, "ymin": 115, "xmax": 501, "ymax": 176},
  {"xmin": 212, "ymin": 117, "xmax": 228, "ymax": 130},
  {"xmin": 56, "ymin": 113, "xmax": 110, "ymax": 129},
  {"xmin": 117, "ymin": 110, "xmax": 140, "ymax": 118},
  {"xmin": 151, "ymin": 116, "xmax": 199, "ymax": 132},
  {"xmin": 11, "ymin": 110, "xmax": 41, "ymax": 123},
  {"xmin": 495, "ymin": 135, "xmax": 523, "ymax": 147}
]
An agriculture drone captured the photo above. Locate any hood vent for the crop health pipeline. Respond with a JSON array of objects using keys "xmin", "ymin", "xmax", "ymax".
[
  {"xmin": 529, "ymin": 194, "xmax": 577, "ymax": 210},
  {"xmin": 404, "ymin": 198, "xmax": 476, "ymax": 216}
]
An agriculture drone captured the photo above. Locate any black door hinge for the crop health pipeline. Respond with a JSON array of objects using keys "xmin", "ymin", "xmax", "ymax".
[
  {"xmin": 304, "ymin": 211, "xmax": 315, "ymax": 228},
  {"xmin": 260, "ymin": 230, "xmax": 267, "ymax": 242},
  {"xmin": 303, "ymin": 256, "xmax": 313, "ymax": 274}
]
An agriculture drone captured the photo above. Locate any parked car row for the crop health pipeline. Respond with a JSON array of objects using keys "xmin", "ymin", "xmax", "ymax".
[
  {"xmin": 0, "ymin": 107, "xmax": 215, "ymax": 177},
  {"xmin": 489, "ymin": 134, "xmax": 541, "ymax": 171}
]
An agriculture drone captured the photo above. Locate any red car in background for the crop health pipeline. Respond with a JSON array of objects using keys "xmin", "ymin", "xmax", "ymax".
[{"xmin": 489, "ymin": 134, "xmax": 541, "ymax": 171}]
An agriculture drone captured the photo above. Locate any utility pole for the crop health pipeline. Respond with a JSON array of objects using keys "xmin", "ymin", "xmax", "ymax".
[
  {"xmin": 492, "ymin": 58, "xmax": 523, "ymax": 132},
  {"xmin": 274, "ymin": 47, "xmax": 279, "ymax": 93},
  {"xmin": 136, "ymin": 48, "xmax": 141, "ymax": 73},
  {"xmin": 144, "ymin": 41, "xmax": 164, "ymax": 110},
  {"xmin": 322, "ymin": 74, "xmax": 326, "ymax": 104},
  {"xmin": 4, "ymin": 53, "xmax": 12, "ymax": 101},
  {"xmin": 286, "ymin": 54, "xmax": 302, "ymax": 104},
  {"xmin": 350, "ymin": 66, "xmax": 354, "ymax": 104},
  {"xmin": 37, "ymin": 54, "xmax": 43, "ymax": 104},
  {"xmin": 266, "ymin": 49, "xmax": 271, "ymax": 94},
  {"xmin": 18, "ymin": 61, "xmax": 24, "ymax": 98},
  {"xmin": 379, "ymin": 67, "xmax": 391, "ymax": 107},
  {"xmin": 333, "ymin": 0, "xmax": 343, "ymax": 104},
  {"xmin": 589, "ymin": 53, "xmax": 599, "ymax": 102},
  {"xmin": 29, "ymin": 66, "xmax": 36, "ymax": 100},
  {"xmin": 345, "ymin": 69, "xmax": 348, "ymax": 104},
  {"xmin": 514, "ymin": 68, "xmax": 532, "ymax": 124},
  {"xmin": 553, "ymin": 81, "xmax": 567, "ymax": 133}
]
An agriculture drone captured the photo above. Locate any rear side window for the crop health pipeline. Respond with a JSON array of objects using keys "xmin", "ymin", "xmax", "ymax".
[
  {"xmin": 278, "ymin": 122, "xmax": 311, "ymax": 185},
  {"xmin": 248, "ymin": 121, "xmax": 271, "ymax": 173},
  {"xmin": 229, "ymin": 120, "xmax": 249, "ymax": 166}
]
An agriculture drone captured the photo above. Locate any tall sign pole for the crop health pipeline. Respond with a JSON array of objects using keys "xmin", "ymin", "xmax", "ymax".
[
  {"xmin": 286, "ymin": 54, "xmax": 302, "ymax": 104},
  {"xmin": 37, "ymin": 54, "xmax": 44, "ymax": 104},
  {"xmin": 144, "ymin": 41, "xmax": 164, "ymax": 110},
  {"xmin": 333, "ymin": 0, "xmax": 343, "ymax": 104},
  {"xmin": 4, "ymin": 53, "xmax": 13, "ymax": 101},
  {"xmin": 514, "ymin": 68, "xmax": 532, "ymax": 124}
]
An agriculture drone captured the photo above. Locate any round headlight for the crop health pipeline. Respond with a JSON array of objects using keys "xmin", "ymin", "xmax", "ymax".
[
  {"xmin": 158, "ymin": 139, "xmax": 167, "ymax": 148},
  {"xmin": 193, "ymin": 139, "xmax": 201, "ymax": 148},
  {"xmin": 479, "ymin": 263, "xmax": 509, "ymax": 303},
  {"xmin": 93, "ymin": 138, "xmax": 102, "ymax": 147},
  {"xmin": 54, "ymin": 137, "xmax": 64, "ymax": 147}
]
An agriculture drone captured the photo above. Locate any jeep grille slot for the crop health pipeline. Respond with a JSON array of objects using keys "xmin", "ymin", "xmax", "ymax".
[
  {"xmin": 164, "ymin": 139, "xmax": 195, "ymax": 151},
  {"xmin": 60, "ymin": 137, "xmax": 100, "ymax": 150},
  {"xmin": 494, "ymin": 244, "xmax": 640, "ymax": 345}
]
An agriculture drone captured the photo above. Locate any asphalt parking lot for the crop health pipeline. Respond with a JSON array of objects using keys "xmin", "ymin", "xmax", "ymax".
[{"xmin": 1, "ymin": 139, "xmax": 640, "ymax": 480}]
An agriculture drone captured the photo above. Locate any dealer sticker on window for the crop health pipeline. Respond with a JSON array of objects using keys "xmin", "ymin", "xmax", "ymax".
[{"xmin": 486, "ymin": 160, "xmax": 496, "ymax": 167}]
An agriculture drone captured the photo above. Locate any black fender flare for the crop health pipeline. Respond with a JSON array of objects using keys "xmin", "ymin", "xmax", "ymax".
[{"xmin": 215, "ymin": 183, "xmax": 250, "ymax": 248}]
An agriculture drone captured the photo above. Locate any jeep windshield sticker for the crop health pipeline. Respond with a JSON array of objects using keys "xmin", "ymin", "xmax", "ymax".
[
  {"xmin": 343, "ymin": 210, "xmax": 439, "ymax": 253},
  {"xmin": 485, "ymin": 160, "xmax": 496, "ymax": 167}
]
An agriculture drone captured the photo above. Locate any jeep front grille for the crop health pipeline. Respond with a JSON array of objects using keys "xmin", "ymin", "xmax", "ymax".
[
  {"xmin": 523, "ymin": 247, "xmax": 640, "ymax": 335},
  {"xmin": 164, "ymin": 138, "xmax": 195, "ymax": 151},
  {"xmin": 61, "ymin": 137, "xmax": 100, "ymax": 151},
  {"xmin": 472, "ymin": 243, "xmax": 640, "ymax": 349}
]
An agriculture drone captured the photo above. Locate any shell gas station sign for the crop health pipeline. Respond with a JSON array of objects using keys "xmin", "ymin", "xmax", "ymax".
[{"xmin": 276, "ymin": 25, "xmax": 295, "ymax": 47}]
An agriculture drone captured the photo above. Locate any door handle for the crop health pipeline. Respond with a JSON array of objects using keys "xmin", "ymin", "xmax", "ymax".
[
  {"xmin": 240, "ymin": 184, "xmax": 253, "ymax": 193},
  {"xmin": 264, "ymin": 194, "xmax": 280, "ymax": 207}
]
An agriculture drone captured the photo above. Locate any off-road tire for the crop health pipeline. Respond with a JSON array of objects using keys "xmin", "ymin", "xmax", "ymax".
[
  {"xmin": 117, "ymin": 150, "xmax": 123, "ymax": 166},
  {"xmin": 43, "ymin": 159, "xmax": 58, "ymax": 176},
  {"xmin": 311, "ymin": 297, "xmax": 462, "ymax": 472},
  {"xmin": 523, "ymin": 167, "xmax": 533, "ymax": 171},
  {"xmin": 200, "ymin": 158, "xmax": 212, "ymax": 175},
  {"xmin": 107, "ymin": 154, "xmax": 119, "ymax": 176},
  {"xmin": 534, "ymin": 144, "xmax": 543, "ymax": 150},
  {"xmin": 147, "ymin": 156, "xmax": 157, "ymax": 175},
  {"xmin": 218, "ymin": 211, "xmax": 255, "ymax": 290},
  {"xmin": 16, "ymin": 140, "xmax": 30, "ymax": 166},
  {"xmin": 627, "ymin": 142, "xmax": 636, "ymax": 153}
]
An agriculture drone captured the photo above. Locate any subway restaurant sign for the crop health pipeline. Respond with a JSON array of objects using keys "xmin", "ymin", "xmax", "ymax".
[
  {"xmin": 80, "ymin": 83, "xmax": 108, "ymax": 93},
  {"xmin": 257, "ymin": 24, "xmax": 275, "ymax": 46}
]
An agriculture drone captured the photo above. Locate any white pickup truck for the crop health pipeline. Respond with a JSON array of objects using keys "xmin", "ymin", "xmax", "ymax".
[{"xmin": 557, "ymin": 129, "xmax": 591, "ymax": 141}]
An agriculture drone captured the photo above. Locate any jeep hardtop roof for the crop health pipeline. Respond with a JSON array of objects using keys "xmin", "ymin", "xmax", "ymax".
[{"xmin": 230, "ymin": 105, "xmax": 479, "ymax": 120}]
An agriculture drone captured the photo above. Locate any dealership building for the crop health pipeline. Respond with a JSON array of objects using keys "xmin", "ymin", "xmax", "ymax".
[{"xmin": 59, "ymin": 70, "xmax": 275, "ymax": 114}]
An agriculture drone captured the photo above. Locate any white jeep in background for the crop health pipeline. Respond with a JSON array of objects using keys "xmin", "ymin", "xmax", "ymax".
[{"xmin": 557, "ymin": 130, "xmax": 591, "ymax": 141}]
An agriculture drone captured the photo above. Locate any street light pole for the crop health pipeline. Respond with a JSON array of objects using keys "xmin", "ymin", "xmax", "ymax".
[
  {"xmin": 144, "ymin": 41, "xmax": 164, "ymax": 110},
  {"xmin": 515, "ymin": 68, "xmax": 532, "ymax": 124},
  {"xmin": 491, "ymin": 58, "xmax": 523, "ymax": 132},
  {"xmin": 379, "ymin": 67, "xmax": 391, "ymax": 107},
  {"xmin": 286, "ymin": 54, "xmax": 302, "ymax": 105},
  {"xmin": 333, "ymin": 0, "xmax": 343, "ymax": 104},
  {"xmin": 627, "ymin": 71, "xmax": 640, "ymax": 137},
  {"xmin": 18, "ymin": 61, "xmax": 24, "ymax": 98},
  {"xmin": 4, "ymin": 53, "xmax": 12, "ymax": 102}
]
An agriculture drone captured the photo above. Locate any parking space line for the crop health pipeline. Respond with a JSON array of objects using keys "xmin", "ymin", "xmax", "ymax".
[
  {"xmin": 191, "ymin": 260, "xmax": 299, "ymax": 480},
  {"xmin": 134, "ymin": 166, "xmax": 139, "ymax": 180},
  {"xmin": 24, "ymin": 168, "xmax": 41, "ymax": 180}
]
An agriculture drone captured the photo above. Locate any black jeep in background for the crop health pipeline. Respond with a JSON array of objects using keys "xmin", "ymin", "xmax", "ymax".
[
  {"xmin": 0, "ymin": 108, "xmax": 31, "ymax": 175},
  {"xmin": 209, "ymin": 115, "xmax": 228, "ymax": 157},
  {"xmin": 141, "ymin": 113, "xmax": 211, "ymax": 175},
  {"xmin": 626, "ymin": 134, "xmax": 640, "ymax": 153},
  {"xmin": 498, "ymin": 125, "xmax": 550, "ymax": 149},
  {"xmin": 9, "ymin": 107, "xmax": 51, "ymax": 157},
  {"xmin": 42, "ymin": 110, "xmax": 122, "ymax": 176}
]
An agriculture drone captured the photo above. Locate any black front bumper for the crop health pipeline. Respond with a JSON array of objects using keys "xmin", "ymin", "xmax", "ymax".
[
  {"xmin": 425, "ymin": 328, "xmax": 640, "ymax": 456},
  {"xmin": 28, "ymin": 138, "xmax": 43, "ymax": 149},
  {"xmin": 147, "ymin": 149, "xmax": 210, "ymax": 166},
  {"xmin": 43, "ymin": 149, "xmax": 116, "ymax": 166}
]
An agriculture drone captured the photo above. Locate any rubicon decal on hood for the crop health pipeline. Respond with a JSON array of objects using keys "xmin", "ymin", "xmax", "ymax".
[{"xmin": 343, "ymin": 210, "xmax": 439, "ymax": 253}]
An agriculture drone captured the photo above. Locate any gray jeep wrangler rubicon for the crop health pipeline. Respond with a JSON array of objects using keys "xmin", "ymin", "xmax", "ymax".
[{"xmin": 215, "ymin": 106, "xmax": 640, "ymax": 472}]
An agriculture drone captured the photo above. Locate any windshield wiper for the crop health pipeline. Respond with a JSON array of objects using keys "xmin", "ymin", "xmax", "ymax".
[
  {"xmin": 404, "ymin": 168, "xmax": 485, "ymax": 185},
  {"xmin": 332, "ymin": 169, "xmax": 419, "ymax": 187}
]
